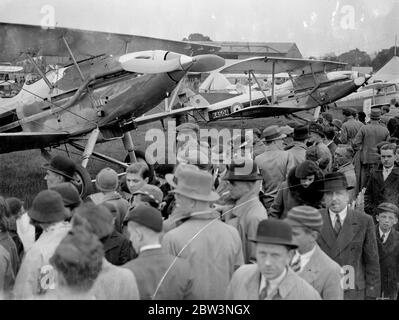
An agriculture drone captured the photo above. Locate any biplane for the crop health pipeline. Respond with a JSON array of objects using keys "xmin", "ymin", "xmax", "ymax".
[
  {"xmin": 0, "ymin": 22, "xmax": 224, "ymax": 195},
  {"xmin": 152, "ymin": 56, "xmax": 369, "ymax": 123}
]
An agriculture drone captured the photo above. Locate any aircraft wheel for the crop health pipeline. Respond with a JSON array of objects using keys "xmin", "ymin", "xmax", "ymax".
[
  {"xmin": 124, "ymin": 149, "xmax": 156, "ymax": 184},
  {"xmin": 73, "ymin": 164, "xmax": 94, "ymax": 199}
]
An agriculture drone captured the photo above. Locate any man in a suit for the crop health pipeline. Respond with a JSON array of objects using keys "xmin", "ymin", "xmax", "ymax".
[
  {"xmin": 226, "ymin": 219, "xmax": 321, "ymax": 300},
  {"xmin": 375, "ymin": 202, "xmax": 399, "ymax": 299},
  {"xmin": 365, "ymin": 143, "xmax": 399, "ymax": 219},
  {"xmin": 284, "ymin": 206, "xmax": 343, "ymax": 299},
  {"xmin": 317, "ymin": 172, "xmax": 381, "ymax": 300},
  {"xmin": 123, "ymin": 204, "xmax": 194, "ymax": 300}
]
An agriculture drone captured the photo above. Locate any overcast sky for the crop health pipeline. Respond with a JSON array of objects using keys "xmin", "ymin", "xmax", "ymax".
[{"xmin": 0, "ymin": 0, "xmax": 398, "ymax": 57}]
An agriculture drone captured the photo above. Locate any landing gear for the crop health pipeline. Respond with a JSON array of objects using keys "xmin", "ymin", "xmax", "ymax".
[{"xmin": 73, "ymin": 163, "xmax": 93, "ymax": 198}]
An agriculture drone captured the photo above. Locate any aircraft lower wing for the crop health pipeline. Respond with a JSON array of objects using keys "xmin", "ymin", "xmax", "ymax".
[{"xmin": 0, "ymin": 132, "xmax": 69, "ymax": 154}]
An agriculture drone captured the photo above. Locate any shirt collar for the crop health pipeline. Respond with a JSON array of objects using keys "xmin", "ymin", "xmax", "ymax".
[
  {"xmin": 329, "ymin": 206, "xmax": 348, "ymax": 222},
  {"xmin": 140, "ymin": 244, "xmax": 162, "ymax": 253},
  {"xmin": 259, "ymin": 267, "xmax": 287, "ymax": 294},
  {"xmin": 379, "ymin": 227, "xmax": 391, "ymax": 238},
  {"xmin": 297, "ymin": 245, "xmax": 316, "ymax": 261}
]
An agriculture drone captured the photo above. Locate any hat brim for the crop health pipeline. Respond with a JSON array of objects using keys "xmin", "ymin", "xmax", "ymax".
[
  {"xmin": 249, "ymin": 235, "xmax": 298, "ymax": 249},
  {"xmin": 263, "ymin": 133, "xmax": 286, "ymax": 142},
  {"xmin": 320, "ymin": 185, "xmax": 354, "ymax": 193},
  {"xmin": 28, "ymin": 207, "xmax": 68, "ymax": 223},
  {"xmin": 294, "ymin": 133, "xmax": 310, "ymax": 140},
  {"xmin": 42, "ymin": 163, "xmax": 75, "ymax": 180},
  {"xmin": 171, "ymin": 188, "xmax": 220, "ymax": 202},
  {"xmin": 222, "ymin": 173, "xmax": 263, "ymax": 181}
]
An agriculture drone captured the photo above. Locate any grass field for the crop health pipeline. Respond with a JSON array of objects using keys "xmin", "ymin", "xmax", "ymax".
[{"xmin": 0, "ymin": 105, "xmax": 344, "ymax": 208}]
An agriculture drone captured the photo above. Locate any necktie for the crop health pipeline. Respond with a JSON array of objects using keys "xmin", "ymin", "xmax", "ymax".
[
  {"xmin": 290, "ymin": 254, "xmax": 301, "ymax": 273},
  {"xmin": 259, "ymin": 280, "xmax": 269, "ymax": 300},
  {"xmin": 380, "ymin": 233, "xmax": 385, "ymax": 243},
  {"xmin": 334, "ymin": 213, "xmax": 342, "ymax": 235}
]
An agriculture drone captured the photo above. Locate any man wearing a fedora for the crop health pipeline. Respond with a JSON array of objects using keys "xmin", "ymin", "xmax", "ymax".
[
  {"xmin": 226, "ymin": 219, "xmax": 321, "ymax": 300},
  {"xmin": 353, "ymin": 108, "xmax": 390, "ymax": 190},
  {"xmin": 42, "ymin": 155, "xmax": 77, "ymax": 189},
  {"xmin": 284, "ymin": 206, "xmax": 343, "ymax": 299},
  {"xmin": 13, "ymin": 190, "xmax": 71, "ymax": 299},
  {"xmin": 162, "ymin": 165, "xmax": 243, "ymax": 299},
  {"xmin": 123, "ymin": 204, "xmax": 193, "ymax": 299},
  {"xmin": 223, "ymin": 159, "xmax": 267, "ymax": 264},
  {"xmin": 255, "ymin": 125, "xmax": 295, "ymax": 209},
  {"xmin": 317, "ymin": 172, "xmax": 380, "ymax": 300},
  {"xmin": 286, "ymin": 124, "xmax": 310, "ymax": 166}
]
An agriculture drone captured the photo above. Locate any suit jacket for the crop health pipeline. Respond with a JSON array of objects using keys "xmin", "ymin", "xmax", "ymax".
[
  {"xmin": 103, "ymin": 230, "xmax": 137, "ymax": 266},
  {"xmin": 317, "ymin": 208, "xmax": 381, "ymax": 299},
  {"xmin": 298, "ymin": 244, "xmax": 343, "ymax": 300},
  {"xmin": 353, "ymin": 122, "xmax": 389, "ymax": 164},
  {"xmin": 341, "ymin": 118, "xmax": 363, "ymax": 145},
  {"xmin": 123, "ymin": 248, "xmax": 193, "ymax": 300},
  {"xmin": 376, "ymin": 226, "xmax": 399, "ymax": 299},
  {"xmin": 225, "ymin": 265, "xmax": 321, "ymax": 300},
  {"xmin": 364, "ymin": 166, "xmax": 399, "ymax": 217}
]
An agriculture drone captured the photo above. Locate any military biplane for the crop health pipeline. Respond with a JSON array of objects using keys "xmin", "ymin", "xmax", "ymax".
[
  {"xmin": 150, "ymin": 56, "xmax": 369, "ymax": 123},
  {"xmin": 0, "ymin": 22, "xmax": 224, "ymax": 195}
]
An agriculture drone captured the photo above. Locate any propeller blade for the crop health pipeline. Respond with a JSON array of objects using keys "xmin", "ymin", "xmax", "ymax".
[{"xmin": 188, "ymin": 55, "xmax": 225, "ymax": 73}]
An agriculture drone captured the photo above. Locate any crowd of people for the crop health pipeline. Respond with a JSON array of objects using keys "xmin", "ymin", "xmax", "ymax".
[{"xmin": 1, "ymin": 101, "xmax": 399, "ymax": 300}]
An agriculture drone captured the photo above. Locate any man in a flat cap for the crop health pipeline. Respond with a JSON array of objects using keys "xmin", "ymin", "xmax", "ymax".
[
  {"xmin": 123, "ymin": 204, "xmax": 193, "ymax": 300},
  {"xmin": 226, "ymin": 219, "xmax": 320, "ymax": 300},
  {"xmin": 284, "ymin": 206, "xmax": 343, "ymax": 299},
  {"xmin": 341, "ymin": 108, "xmax": 363, "ymax": 145},
  {"xmin": 375, "ymin": 202, "xmax": 399, "ymax": 299},
  {"xmin": 353, "ymin": 108, "xmax": 390, "ymax": 189},
  {"xmin": 317, "ymin": 172, "xmax": 380, "ymax": 300},
  {"xmin": 162, "ymin": 165, "xmax": 243, "ymax": 299}
]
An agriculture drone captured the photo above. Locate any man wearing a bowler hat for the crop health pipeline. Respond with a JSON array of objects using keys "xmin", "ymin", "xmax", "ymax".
[
  {"xmin": 284, "ymin": 206, "xmax": 343, "ymax": 299},
  {"xmin": 13, "ymin": 190, "xmax": 71, "ymax": 299},
  {"xmin": 123, "ymin": 204, "xmax": 193, "ymax": 299},
  {"xmin": 317, "ymin": 172, "xmax": 380, "ymax": 300},
  {"xmin": 42, "ymin": 155, "xmax": 76, "ymax": 189},
  {"xmin": 162, "ymin": 165, "xmax": 243, "ymax": 299},
  {"xmin": 255, "ymin": 125, "xmax": 295, "ymax": 209},
  {"xmin": 223, "ymin": 159, "xmax": 267, "ymax": 264},
  {"xmin": 226, "ymin": 219, "xmax": 321, "ymax": 300},
  {"xmin": 353, "ymin": 108, "xmax": 390, "ymax": 189},
  {"xmin": 286, "ymin": 124, "xmax": 310, "ymax": 166}
]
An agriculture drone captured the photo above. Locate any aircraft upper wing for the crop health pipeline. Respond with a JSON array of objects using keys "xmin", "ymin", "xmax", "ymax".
[
  {"xmin": 0, "ymin": 132, "xmax": 69, "ymax": 154},
  {"xmin": 220, "ymin": 56, "xmax": 347, "ymax": 75},
  {"xmin": 0, "ymin": 22, "xmax": 221, "ymax": 63}
]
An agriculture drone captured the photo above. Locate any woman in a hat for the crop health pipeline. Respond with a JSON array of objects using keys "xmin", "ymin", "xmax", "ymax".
[{"xmin": 269, "ymin": 161, "xmax": 324, "ymax": 219}]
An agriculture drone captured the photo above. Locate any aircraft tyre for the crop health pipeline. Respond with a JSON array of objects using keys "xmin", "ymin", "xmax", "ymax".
[{"xmin": 73, "ymin": 164, "xmax": 94, "ymax": 199}]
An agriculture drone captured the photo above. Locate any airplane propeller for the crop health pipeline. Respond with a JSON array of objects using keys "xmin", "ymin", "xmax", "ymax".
[{"xmin": 119, "ymin": 50, "xmax": 224, "ymax": 74}]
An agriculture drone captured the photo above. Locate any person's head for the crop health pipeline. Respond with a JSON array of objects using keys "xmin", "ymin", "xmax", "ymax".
[
  {"xmin": 95, "ymin": 167, "xmax": 119, "ymax": 193},
  {"xmin": 72, "ymin": 203, "xmax": 114, "ymax": 242},
  {"xmin": 358, "ymin": 111, "xmax": 366, "ymax": 123},
  {"xmin": 308, "ymin": 122, "xmax": 325, "ymax": 144},
  {"xmin": 50, "ymin": 182, "xmax": 82, "ymax": 219},
  {"xmin": 0, "ymin": 196, "xmax": 9, "ymax": 232},
  {"xmin": 42, "ymin": 155, "xmax": 76, "ymax": 189},
  {"xmin": 324, "ymin": 127, "xmax": 335, "ymax": 142},
  {"xmin": 176, "ymin": 122, "xmax": 200, "ymax": 148},
  {"xmin": 334, "ymin": 145, "xmax": 354, "ymax": 167},
  {"xmin": 322, "ymin": 172, "xmax": 352, "ymax": 213},
  {"xmin": 342, "ymin": 108, "xmax": 353, "ymax": 119},
  {"xmin": 295, "ymin": 160, "xmax": 320, "ymax": 189},
  {"xmin": 306, "ymin": 146, "xmax": 330, "ymax": 171},
  {"xmin": 332, "ymin": 119, "xmax": 342, "ymax": 133},
  {"xmin": 125, "ymin": 162, "xmax": 150, "ymax": 195},
  {"xmin": 254, "ymin": 220, "xmax": 297, "ymax": 280},
  {"xmin": 5, "ymin": 197, "xmax": 24, "ymax": 218},
  {"xmin": 376, "ymin": 202, "xmax": 399, "ymax": 233},
  {"xmin": 50, "ymin": 225, "xmax": 104, "ymax": 294},
  {"xmin": 280, "ymin": 126, "xmax": 294, "ymax": 146},
  {"xmin": 382, "ymin": 105, "xmax": 390, "ymax": 114},
  {"xmin": 124, "ymin": 204, "xmax": 163, "ymax": 253},
  {"xmin": 370, "ymin": 109, "xmax": 382, "ymax": 122},
  {"xmin": 321, "ymin": 112, "xmax": 333, "ymax": 125},
  {"xmin": 131, "ymin": 184, "xmax": 163, "ymax": 209},
  {"xmin": 284, "ymin": 206, "xmax": 323, "ymax": 254},
  {"xmin": 223, "ymin": 160, "xmax": 263, "ymax": 200},
  {"xmin": 380, "ymin": 143, "xmax": 397, "ymax": 169},
  {"xmin": 28, "ymin": 190, "xmax": 68, "ymax": 229},
  {"xmin": 293, "ymin": 125, "xmax": 310, "ymax": 142},
  {"xmin": 166, "ymin": 164, "xmax": 219, "ymax": 215},
  {"xmin": 262, "ymin": 126, "xmax": 286, "ymax": 149}
]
